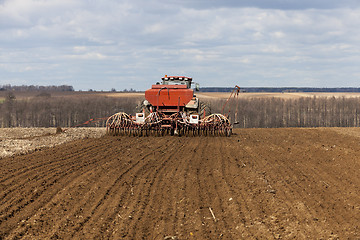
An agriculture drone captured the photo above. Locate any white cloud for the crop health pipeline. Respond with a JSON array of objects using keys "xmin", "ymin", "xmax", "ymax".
[
  {"xmin": 1, "ymin": 0, "xmax": 360, "ymax": 89},
  {"xmin": 65, "ymin": 52, "xmax": 107, "ymax": 60},
  {"xmin": 262, "ymin": 45, "xmax": 284, "ymax": 53}
]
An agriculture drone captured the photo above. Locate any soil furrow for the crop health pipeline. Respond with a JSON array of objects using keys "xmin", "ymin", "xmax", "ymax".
[
  {"xmin": 1, "ymin": 128, "xmax": 359, "ymax": 239},
  {"xmin": 0, "ymin": 139, "xmax": 110, "ymax": 215},
  {"xmin": 2, "ymin": 139, "xmax": 120, "ymax": 238},
  {"xmin": 126, "ymin": 138, "xmax": 188, "ymax": 239}
]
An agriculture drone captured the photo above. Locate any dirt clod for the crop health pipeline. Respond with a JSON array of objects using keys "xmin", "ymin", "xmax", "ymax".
[{"xmin": 56, "ymin": 127, "xmax": 63, "ymax": 134}]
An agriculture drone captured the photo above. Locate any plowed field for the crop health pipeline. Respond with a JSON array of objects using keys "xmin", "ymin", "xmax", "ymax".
[{"xmin": 1, "ymin": 128, "xmax": 359, "ymax": 239}]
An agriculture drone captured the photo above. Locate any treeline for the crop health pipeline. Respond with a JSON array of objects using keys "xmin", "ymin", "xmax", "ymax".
[
  {"xmin": 200, "ymin": 87, "xmax": 360, "ymax": 93},
  {"xmin": 0, "ymin": 94, "xmax": 141, "ymax": 128},
  {"xmin": 2, "ymin": 94, "xmax": 360, "ymax": 128},
  {"xmin": 206, "ymin": 97, "xmax": 360, "ymax": 128},
  {"xmin": 0, "ymin": 84, "xmax": 74, "ymax": 92}
]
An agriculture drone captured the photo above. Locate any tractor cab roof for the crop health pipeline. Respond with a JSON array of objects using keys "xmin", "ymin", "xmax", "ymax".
[
  {"xmin": 161, "ymin": 76, "xmax": 192, "ymax": 81},
  {"xmin": 161, "ymin": 75, "xmax": 193, "ymax": 87}
]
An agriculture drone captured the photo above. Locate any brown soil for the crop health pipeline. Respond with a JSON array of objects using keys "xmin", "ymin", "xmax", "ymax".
[{"xmin": 0, "ymin": 128, "xmax": 359, "ymax": 239}]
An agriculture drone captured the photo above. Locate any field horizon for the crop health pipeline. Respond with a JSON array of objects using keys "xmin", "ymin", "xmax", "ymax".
[{"xmin": 2, "ymin": 90, "xmax": 360, "ymax": 101}]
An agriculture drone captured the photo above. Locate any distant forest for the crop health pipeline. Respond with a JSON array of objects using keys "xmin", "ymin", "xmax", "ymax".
[
  {"xmin": 0, "ymin": 85, "xmax": 140, "ymax": 92},
  {"xmin": 3, "ymin": 84, "xmax": 360, "ymax": 93},
  {"xmin": 200, "ymin": 87, "xmax": 360, "ymax": 93},
  {"xmin": 2, "ymin": 91, "xmax": 360, "ymax": 128},
  {"xmin": 0, "ymin": 93, "xmax": 141, "ymax": 128},
  {"xmin": 3, "ymin": 84, "xmax": 360, "ymax": 128},
  {"xmin": 0, "ymin": 84, "xmax": 74, "ymax": 92}
]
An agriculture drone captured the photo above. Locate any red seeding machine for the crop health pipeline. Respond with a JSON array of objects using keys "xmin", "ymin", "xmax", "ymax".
[{"xmin": 106, "ymin": 75, "xmax": 240, "ymax": 136}]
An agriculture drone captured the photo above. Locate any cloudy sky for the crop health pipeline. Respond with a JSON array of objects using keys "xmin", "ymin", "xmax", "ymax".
[{"xmin": 1, "ymin": 0, "xmax": 360, "ymax": 91}]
